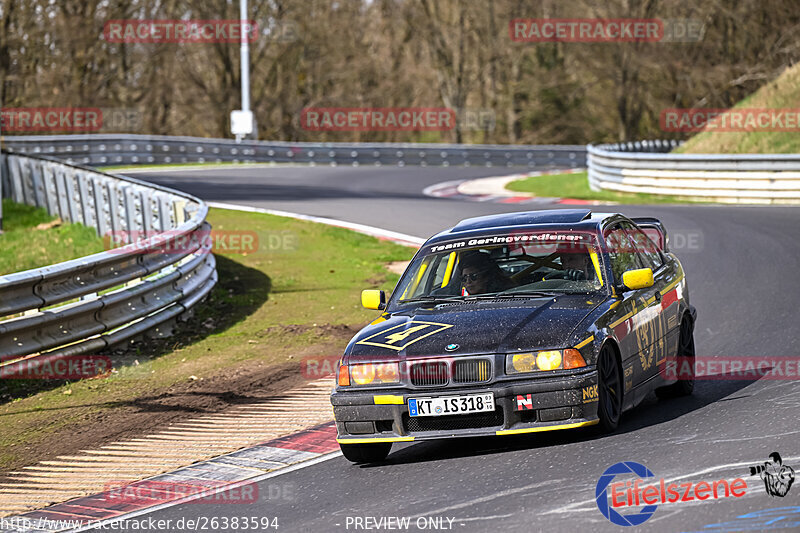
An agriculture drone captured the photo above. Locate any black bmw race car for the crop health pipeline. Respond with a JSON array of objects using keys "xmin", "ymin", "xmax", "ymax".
[{"xmin": 331, "ymin": 209, "xmax": 696, "ymax": 463}]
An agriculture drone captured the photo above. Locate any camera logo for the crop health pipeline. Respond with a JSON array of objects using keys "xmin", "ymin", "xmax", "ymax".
[
  {"xmin": 750, "ymin": 452, "xmax": 795, "ymax": 497},
  {"xmin": 595, "ymin": 461, "xmax": 658, "ymax": 526}
]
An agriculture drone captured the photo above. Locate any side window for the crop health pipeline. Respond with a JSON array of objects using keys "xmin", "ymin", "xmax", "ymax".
[
  {"xmin": 623, "ymin": 224, "xmax": 664, "ymax": 272},
  {"xmin": 604, "ymin": 224, "xmax": 643, "ymax": 283}
]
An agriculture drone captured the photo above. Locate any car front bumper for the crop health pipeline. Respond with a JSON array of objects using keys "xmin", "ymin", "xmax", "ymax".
[{"xmin": 332, "ymin": 368, "xmax": 599, "ymax": 443}]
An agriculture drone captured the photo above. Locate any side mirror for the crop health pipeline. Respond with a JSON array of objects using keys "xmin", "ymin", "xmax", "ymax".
[
  {"xmin": 621, "ymin": 268, "xmax": 654, "ymax": 291},
  {"xmin": 361, "ymin": 289, "xmax": 386, "ymax": 310}
]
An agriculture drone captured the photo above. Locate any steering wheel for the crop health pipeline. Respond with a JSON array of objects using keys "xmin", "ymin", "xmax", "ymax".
[{"xmin": 544, "ymin": 268, "xmax": 587, "ymax": 281}]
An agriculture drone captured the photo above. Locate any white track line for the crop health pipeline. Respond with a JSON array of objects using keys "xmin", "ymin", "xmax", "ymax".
[{"xmin": 206, "ymin": 201, "xmax": 425, "ymax": 247}]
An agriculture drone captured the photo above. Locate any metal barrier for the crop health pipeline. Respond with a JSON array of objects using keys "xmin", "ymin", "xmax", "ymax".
[
  {"xmin": 0, "ymin": 149, "xmax": 217, "ymax": 371},
  {"xmin": 588, "ymin": 140, "xmax": 800, "ymax": 204},
  {"xmin": 0, "ymin": 133, "xmax": 587, "ymax": 372},
  {"xmin": 2, "ymin": 134, "xmax": 587, "ymax": 168}
]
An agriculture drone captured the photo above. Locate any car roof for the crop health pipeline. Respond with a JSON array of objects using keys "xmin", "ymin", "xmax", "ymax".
[
  {"xmin": 452, "ymin": 209, "xmax": 593, "ymax": 232},
  {"xmin": 426, "ymin": 209, "xmax": 621, "ymax": 245}
]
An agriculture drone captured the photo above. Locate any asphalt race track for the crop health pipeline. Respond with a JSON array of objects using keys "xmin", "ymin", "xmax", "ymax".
[{"xmin": 119, "ymin": 165, "xmax": 800, "ymax": 532}]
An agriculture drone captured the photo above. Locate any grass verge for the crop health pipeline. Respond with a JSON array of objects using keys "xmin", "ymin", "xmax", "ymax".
[
  {"xmin": 505, "ymin": 171, "xmax": 703, "ymax": 204},
  {"xmin": 0, "ymin": 207, "xmax": 414, "ymax": 474},
  {"xmin": 0, "ymin": 199, "xmax": 106, "ymax": 275},
  {"xmin": 675, "ymin": 63, "xmax": 800, "ymax": 154}
]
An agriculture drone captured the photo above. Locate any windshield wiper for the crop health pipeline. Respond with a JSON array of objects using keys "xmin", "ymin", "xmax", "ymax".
[
  {"xmin": 495, "ymin": 290, "xmax": 564, "ymax": 298},
  {"xmin": 398, "ymin": 295, "xmax": 462, "ymax": 304},
  {"xmin": 498, "ymin": 289, "xmax": 598, "ymax": 298}
]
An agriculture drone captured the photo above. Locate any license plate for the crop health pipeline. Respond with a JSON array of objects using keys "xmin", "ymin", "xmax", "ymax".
[{"xmin": 408, "ymin": 393, "xmax": 495, "ymax": 417}]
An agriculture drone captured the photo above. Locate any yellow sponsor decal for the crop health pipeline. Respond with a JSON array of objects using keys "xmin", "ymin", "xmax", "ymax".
[
  {"xmin": 356, "ymin": 321, "xmax": 454, "ymax": 351},
  {"xmin": 337, "ymin": 436, "xmax": 414, "ymax": 443},
  {"xmin": 635, "ymin": 307, "xmax": 667, "ymax": 372},
  {"xmin": 369, "ymin": 314, "xmax": 389, "ymax": 326},
  {"xmin": 667, "ymin": 314, "xmax": 678, "ymax": 329},
  {"xmin": 582, "ymin": 384, "xmax": 599, "ymax": 403},
  {"xmin": 575, "ymin": 335, "xmax": 594, "ymax": 349},
  {"xmin": 660, "ymin": 273, "xmax": 684, "ymax": 296},
  {"xmin": 373, "ymin": 395, "xmax": 405, "ymax": 405},
  {"xmin": 589, "ymin": 249, "xmax": 604, "ymax": 287},
  {"xmin": 610, "ymin": 309, "xmax": 635, "ymax": 328},
  {"xmin": 496, "ymin": 420, "xmax": 598, "ymax": 435}
]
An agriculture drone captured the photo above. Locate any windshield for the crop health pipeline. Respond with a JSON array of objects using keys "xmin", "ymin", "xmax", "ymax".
[{"xmin": 390, "ymin": 231, "xmax": 605, "ymax": 306}]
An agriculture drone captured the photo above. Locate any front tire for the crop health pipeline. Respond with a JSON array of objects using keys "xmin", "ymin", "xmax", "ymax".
[
  {"xmin": 597, "ymin": 344, "xmax": 623, "ymax": 433},
  {"xmin": 339, "ymin": 442, "xmax": 392, "ymax": 464},
  {"xmin": 656, "ymin": 318, "xmax": 695, "ymax": 399}
]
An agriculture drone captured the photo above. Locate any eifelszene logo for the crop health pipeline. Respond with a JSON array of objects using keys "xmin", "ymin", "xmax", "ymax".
[
  {"xmin": 596, "ymin": 461, "xmax": 748, "ymax": 526},
  {"xmin": 750, "ymin": 452, "xmax": 795, "ymax": 497}
]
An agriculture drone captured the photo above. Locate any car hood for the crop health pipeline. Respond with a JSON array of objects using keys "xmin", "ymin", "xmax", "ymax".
[{"xmin": 345, "ymin": 294, "xmax": 604, "ymax": 362}]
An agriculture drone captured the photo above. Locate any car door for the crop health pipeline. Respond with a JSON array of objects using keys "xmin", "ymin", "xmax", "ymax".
[
  {"xmin": 603, "ymin": 223, "xmax": 652, "ymax": 393},
  {"xmin": 626, "ymin": 223, "xmax": 683, "ymax": 376},
  {"xmin": 622, "ymin": 222, "xmax": 670, "ymax": 384}
]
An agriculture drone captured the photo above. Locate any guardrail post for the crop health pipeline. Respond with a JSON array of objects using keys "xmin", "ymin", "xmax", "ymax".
[
  {"xmin": 141, "ymin": 189, "xmax": 153, "ymax": 235},
  {"xmin": 93, "ymin": 178, "xmax": 108, "ymax": 238},
  {"xmin": 64, "ymin": 168, "xmax": 78, "ymax": 222},
  {"xmin": 107, "ymin": 181, "xmax": 122, "ymax": 241},
  {"xmin": 158, "ymin": 195, "xmax": 172, "ymax": 231},
  {"xmin": 31, "ymin": 160, "xmax": 46, "ymax": 207},
  {"xmin": 43, "ymin": 164, "xmax": 58, "ymax": 216},
  {"xmin": 123, "ymin": 186, "xmax": 138, "ymax": 239},
  {"xmin": 55, "ymin": 166, "xmax": 71, "ymax": 222},
  {"xmin": 10, "ymin": 155, "xmax": 25, "ymax": 203},
  {"xmin": 173, "ymin": 199, "xmax": 186, "ymax": 225},
  {"xmin": 77, "ymin": 171, "xmax": 92, "ymax": 226},
  {"xmin": 21, "ymin": 158, "xmax": 35, "ymax": 206}
]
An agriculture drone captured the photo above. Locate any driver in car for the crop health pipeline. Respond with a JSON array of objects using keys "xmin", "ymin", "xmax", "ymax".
[
  {"xmin": 459, "ymin": 251, "xmax": 515, "ymax": 295},
  {"xmin": 544, "ymin": 248, "xmax": 591, "ymax": 281}
]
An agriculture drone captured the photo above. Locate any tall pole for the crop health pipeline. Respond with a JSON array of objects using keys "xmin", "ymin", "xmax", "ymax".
[{"xmin": 240, "ymin": 0, "xmax": 251, "ymax": 124}]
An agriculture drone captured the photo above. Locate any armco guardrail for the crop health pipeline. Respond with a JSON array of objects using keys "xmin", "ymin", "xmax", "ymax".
[
  {"xmin": 588, "ymin": 140, "xmax": 800, "ymax": 204},
  {"xmin": 2, "ymin": 134, "xmax": 587, "ymax": 168},
  {"xmin": 0, "ymin": 149, "xmax": 217, "ymax": 371}
]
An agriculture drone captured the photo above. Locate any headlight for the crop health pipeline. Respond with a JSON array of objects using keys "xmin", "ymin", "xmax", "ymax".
[
  {"xmin": 506, "ymin": 349, "xmax": 586, "ymax": 374},
  {"xmin": 348, "ymin": 363, "xmax": 400, "ymax": 385},
  {"xmin": 536, "ymin": 350, "xmax": 562, "ymax": 371},
  {"xmin": 510, "ymin": 352, "xmax": 537, "ymax": 373}
]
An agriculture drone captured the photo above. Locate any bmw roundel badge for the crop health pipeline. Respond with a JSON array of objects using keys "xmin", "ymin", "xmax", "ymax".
[{"xmin": 445, "ymin": 343, "xmax": 459, "ymax": 352}]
